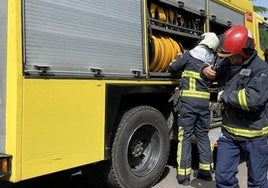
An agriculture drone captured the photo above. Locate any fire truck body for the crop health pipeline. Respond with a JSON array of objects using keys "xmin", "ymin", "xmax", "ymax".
[{"xmin": 0, "ymin": 0, "xmax": 267, "ymax": 187}]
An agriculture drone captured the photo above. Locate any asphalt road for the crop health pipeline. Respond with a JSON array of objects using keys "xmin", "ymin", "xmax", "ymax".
[
  {"xmin": 152, "ymin": 162, "xmax": 248, "ymax": 188},
  {"xmin": 0, "ymin": 163, "xmax": 248, "ymax": 188},
  {"xmin": 0, "ymin": 159, "xmax": 248, "ymax": 188},
  {"xmin": 0, "ymin": 139, "xmax": 250, "ymax": 188},
  {"xmin": 152, "ymin": 128, "xmax": 249, "ymax": 188},
  {"xmin": 152, "ymin": 139, "xmax": 248, "ymax": 188}
]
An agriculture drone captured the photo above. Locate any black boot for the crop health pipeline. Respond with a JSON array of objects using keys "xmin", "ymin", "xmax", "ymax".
[
  {"xmin": 197, "ymin": 170, "xmax": 212, "ymax": 181},
  {"xmin": 177, "ymin": 175, "xmax": 190, "ymax": 186}
]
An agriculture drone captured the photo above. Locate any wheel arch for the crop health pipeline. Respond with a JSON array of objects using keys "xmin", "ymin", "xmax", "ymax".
[{"xmin": 104, "ymin": 84, "xmax": 175, "ymax": 159}]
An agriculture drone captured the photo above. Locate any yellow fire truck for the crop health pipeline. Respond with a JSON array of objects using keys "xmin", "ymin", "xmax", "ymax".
[{"xmin": 0, "ymin": 0, "xmax": 267, "ymax": 187}]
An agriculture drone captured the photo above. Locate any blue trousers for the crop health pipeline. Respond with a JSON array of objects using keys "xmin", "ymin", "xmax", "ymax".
[
  {"xmin": 177, "ymin": 102, "xmax": 213, "ymax": 180},
  {"xmin": 215, "ymin": 132, "xmax": 268, "ymax": 188}
]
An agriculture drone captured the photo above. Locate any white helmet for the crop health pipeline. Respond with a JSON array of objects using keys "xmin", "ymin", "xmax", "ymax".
[{"xmin": 199, "ymin": 32, "xmax": 219, "ymax": 52}]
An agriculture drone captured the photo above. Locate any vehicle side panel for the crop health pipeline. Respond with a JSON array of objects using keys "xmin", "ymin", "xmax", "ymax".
[
  {"xmin": 21, "ymin": 79, "xmax": 105, "ymax": 180},
  {"xmin": 0, "ymin": 0, "xmax": 7, "ymax": 153}
]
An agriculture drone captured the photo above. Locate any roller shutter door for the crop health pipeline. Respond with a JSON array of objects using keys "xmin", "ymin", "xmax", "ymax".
[{"xmin": 23, "ymin": 0, "xmax": 144, "ymax": 77}]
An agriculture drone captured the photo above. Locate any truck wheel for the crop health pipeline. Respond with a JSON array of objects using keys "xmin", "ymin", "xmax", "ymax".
[{"xmin": 108, "ymin": 105, "xmax": 170, "ymax": 188}]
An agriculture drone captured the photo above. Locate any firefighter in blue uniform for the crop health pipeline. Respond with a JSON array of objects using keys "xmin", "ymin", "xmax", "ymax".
[
  {"xmin": 168, "ymin": 32, "xmax": 219, "ymax": 185},
  {"xmin": 202, "ymin": 25, "xmax": 268, "ymax": 188}
]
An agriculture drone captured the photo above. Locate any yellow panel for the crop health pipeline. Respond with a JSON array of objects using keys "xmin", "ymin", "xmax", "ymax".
[
  {"xmin": 21, "ymin": 79, "xmax": 105, "ymax": 179},
  {"xmin": 5, "ymin": 0, "xmax": 23, "ymax": 182},
  {"xmin": 216, "ymin": 0, "xmax": 252, "ymax": 11}
]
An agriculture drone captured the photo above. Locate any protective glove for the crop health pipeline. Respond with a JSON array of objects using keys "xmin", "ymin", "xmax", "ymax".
[
  {"xmin": 168, "ymin": 87, "xmax": 181, "ymax": 113},
  {"xmin": 217, "ymin": 90, "xmax": 224, "ymax": 103}
]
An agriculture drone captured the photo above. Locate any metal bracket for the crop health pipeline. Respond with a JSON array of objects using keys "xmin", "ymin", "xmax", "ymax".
[
  {"xmin": 33, "ymin": 65, "xmax": 51, "ymax": 73},
  {"xmin": 211, "ymin": 15, "xmax": 217, "ymax": 21},
  {"xmin": 177, "ymin": 1, "xmax": 184, "ymax": 8},
  {"xmin": 131, "ymin": 69, "xmax": 142, "ymax": 77},
  {"xmin": 199, "ymin": 9, "xmax": 206, "ymax": 17},
  {"xmin": 90, "ymin": 67, "xmax": 103, "ymax": 76},
  {"xmin": 227, "ymin": 20, "xmax": 232, "ymax": 26}
]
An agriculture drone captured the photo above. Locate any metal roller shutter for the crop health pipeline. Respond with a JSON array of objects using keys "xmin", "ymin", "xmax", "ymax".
[
  {"xmin": 23, "ymin": 0, "xmax": 144, "ymax": 77},
  {"xmin": 209, "ymin": 1, "xmax": 244, "ymax": 26}
]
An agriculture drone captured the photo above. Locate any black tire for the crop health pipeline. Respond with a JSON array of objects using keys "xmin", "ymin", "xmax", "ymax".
[{"xmin": 107, "ymin": 105, "xmax": 170, "ymax": 188}]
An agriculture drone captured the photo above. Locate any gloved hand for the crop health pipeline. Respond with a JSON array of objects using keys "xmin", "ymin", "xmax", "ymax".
[
  {"xmin": 217, "ymin": 90, "xmax": 224, "ymax": 103},
  {"xmin": 168, "ymin": 87, "xmax": 181, "ymax": 113}
]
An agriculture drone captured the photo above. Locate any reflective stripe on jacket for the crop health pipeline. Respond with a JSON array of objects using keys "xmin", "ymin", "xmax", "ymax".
[
  {"xmin": 168, "ymin": 51, "xmax": 212, "ymax": 108},
  {"xmin": 216, "ymin": 52, "xmax": 268, "ymax": 140}
]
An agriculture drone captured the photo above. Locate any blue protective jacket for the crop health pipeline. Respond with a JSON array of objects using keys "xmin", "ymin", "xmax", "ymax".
[
  {"xmin": 168, "ymin": 45, "xmax": 214, "ymax": 108},
  {"xmin": 215, "ymin": 51, "xmax": 268, "ymax": 140}
]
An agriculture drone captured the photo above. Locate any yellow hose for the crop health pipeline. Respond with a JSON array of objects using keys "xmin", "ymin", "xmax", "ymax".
[{"xmin": 150, "ymin": 35, "xmax": 183, "ymax": 72}]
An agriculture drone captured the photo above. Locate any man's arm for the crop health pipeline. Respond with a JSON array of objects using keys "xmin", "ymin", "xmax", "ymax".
[
  {"xmin": 168, "ymin": 53, "xmax": 187, "ymax": 75},
  {"xmin": 222, "ymin": 68, "xmax": 268, "ymax": 111}
]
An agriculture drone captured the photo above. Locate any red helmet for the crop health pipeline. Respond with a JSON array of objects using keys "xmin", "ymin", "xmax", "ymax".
[{"xmin": 218, "ymin": 25, "xmax": 255, "ymax": 58}]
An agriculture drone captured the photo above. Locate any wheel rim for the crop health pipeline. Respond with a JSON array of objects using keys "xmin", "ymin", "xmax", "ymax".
[{"xmin": 127, "ymin": 123, "xmax": 161, "ymax": 177}]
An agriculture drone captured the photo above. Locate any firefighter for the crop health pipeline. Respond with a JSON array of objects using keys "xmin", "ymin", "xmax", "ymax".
[
  {"xmin": 168, "ymin": 32, "xmax": 219, "ymax": 185},
  {"xmin": 202, "ymin": 25, "xmax": 268, "ymax": 188}
]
